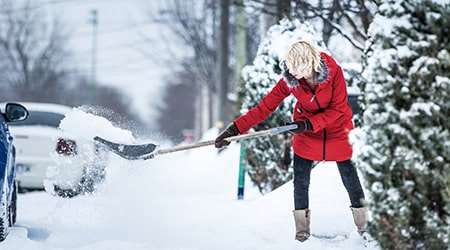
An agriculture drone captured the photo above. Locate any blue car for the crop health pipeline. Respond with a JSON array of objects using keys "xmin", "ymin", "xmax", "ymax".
[{"xmin": 0, "ymin": 103, "xmax": 28, "ymax": 241}]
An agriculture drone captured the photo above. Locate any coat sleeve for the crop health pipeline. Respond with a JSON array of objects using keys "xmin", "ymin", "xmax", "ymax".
[
  {"xmin": 234, "ymin": 79, "xmax": 291, "ymax": 133},
  {"xmin": 308, "ymin": 66, "xmax": 350, "ymax": 133}
]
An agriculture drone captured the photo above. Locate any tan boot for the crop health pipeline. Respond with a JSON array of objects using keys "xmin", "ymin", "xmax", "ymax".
[
  {"xmin": 293, "ymin": 209, "xmax": 310, "ymax": 242},
  {"xmin": 351, "ymin": 207, "xmax": 367, "ymax": 235}
]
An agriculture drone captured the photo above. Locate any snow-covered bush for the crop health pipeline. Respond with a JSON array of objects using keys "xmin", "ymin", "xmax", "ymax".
[
  {"xmin": 352, "ymin": 1, "xmax": 450, "ymax": 249},
  {"xmin": 238, "ymin": 18, "xmax": 326, "ymax": 193}
]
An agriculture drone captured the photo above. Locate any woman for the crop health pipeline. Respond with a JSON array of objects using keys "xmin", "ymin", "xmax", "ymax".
[{"xmin": 215, "ymin": 40, "xmax": 367, "ymax": 242}]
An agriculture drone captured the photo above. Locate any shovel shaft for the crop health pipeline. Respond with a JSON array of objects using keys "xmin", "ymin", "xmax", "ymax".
[
  {"xmin": 156, "ymin": 140, "xmax": 215, "ymax": 155},
  {"xmin": 154, "ymin": 124, "xmax": 297, "ymax": 157}
]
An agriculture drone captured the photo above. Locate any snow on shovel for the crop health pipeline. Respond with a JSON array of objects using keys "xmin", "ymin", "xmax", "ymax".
[{"xmin": 94, "ymin": 124, "xmax": 298, "ymax": 160}]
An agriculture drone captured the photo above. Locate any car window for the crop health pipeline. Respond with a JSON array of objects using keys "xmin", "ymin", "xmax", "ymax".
[{"xmin": 10, "ymin": 111, "xmax": 65, "ymax": 128}]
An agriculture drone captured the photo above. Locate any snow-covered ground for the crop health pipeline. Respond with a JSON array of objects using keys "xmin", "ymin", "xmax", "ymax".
[{"xmin": 1, "ymin": 111, "xmax": 379, "ymax": 250}]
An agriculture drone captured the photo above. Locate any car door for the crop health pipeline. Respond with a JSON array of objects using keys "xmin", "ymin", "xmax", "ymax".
[
  {"xmin": 0, "ymin": 116, "xmax": 14, "ymax": 200},
  {"xmin": 0, "ymin": 118, "xmax": 8, "ymax": 190},
  {"xmin": 4, "ymin": 123, "xmax": 15, "ymax": 193}
]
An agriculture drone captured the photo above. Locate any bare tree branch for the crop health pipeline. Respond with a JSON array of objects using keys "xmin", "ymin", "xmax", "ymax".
[
  {"xmin": 0, "ymin": 0, "xmax": 71, "ymax": 87},
  {"xmin": 147, "ymin": 0, "xmax": 219, "ymax": 92},
  {"xmin": 335, "ymin": 0, "xmax": 368, "ymax": 40},
  {"xmin": 294, "ymin": 0, "xmax": 366, "ymax": 51}
]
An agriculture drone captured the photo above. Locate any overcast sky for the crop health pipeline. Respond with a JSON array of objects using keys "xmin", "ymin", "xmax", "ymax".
[{"xmin": 43, "ymin": 0, "xmax": 187, "ymax": 127}]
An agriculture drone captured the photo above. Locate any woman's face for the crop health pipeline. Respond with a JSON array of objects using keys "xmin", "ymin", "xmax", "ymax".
[{"xmin": 288, "ymin": 64, "xmax": 313, "ymax": 80}]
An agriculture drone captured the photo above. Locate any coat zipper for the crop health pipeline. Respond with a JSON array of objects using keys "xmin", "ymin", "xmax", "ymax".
[
  {"xmin": 322, "ymin": 129, "xmax": 327, "ymax": 160},
  {"xmin": 305, "ymin": 83, "xmax": 327, "ymax": 161}
]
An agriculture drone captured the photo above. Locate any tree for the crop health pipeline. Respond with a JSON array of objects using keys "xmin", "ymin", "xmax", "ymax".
[
  {"xmin": 352, "ymin": 1, "xmax": 450, "ymax": 249},
  {"xmin": 241, "ymin": 0, "xmax": 378, "ymax": 53},
  {"xmin": 151, "ymin": 0, "xmax": 220, "ymax": 137},
  {"xmin": 234, "ymin": 0, "xmax": 248, "ymax": 111},
  {"xmin": 156, "ymin": 68, "xmax": 196, "ymax": 143},
  {"xmin": 276, "ymin": 0, "xmax": 291, "ymax": 19},
  {"xmin": 65, "ymin": 77, "xmax": 144, "ymax": 134},
  {"xmin": 153, "ymin": 1, "xmax": 274, "ymax": 138},
  {"xmin": 239, "ymin": 18, "xmax": 327, "ymax": 193},
  {"xmin": 217, "ymin": 0, "xmax": 231, "ymax": 124},
  {"xmin": 0, "ymin": 0, "xmax": 143, "ymax": 132},
  {"xmin": 291, "ymin": 0, "xmax": 375, "ymax": 51},
  {"xmin": 0, "ymin": 0, "xmax": 70, "ymax": 89}
]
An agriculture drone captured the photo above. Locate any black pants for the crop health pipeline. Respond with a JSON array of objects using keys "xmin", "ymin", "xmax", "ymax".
[{"xmin": 293, "ymin": 154, "xmax": 365, "ymax": 210}]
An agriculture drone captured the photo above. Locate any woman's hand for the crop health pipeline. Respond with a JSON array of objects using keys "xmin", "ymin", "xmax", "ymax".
[
  {"xmin": 285, "ymin": 119, "xmax": 313, "ymax": 134},
  {"xmin": 215, "ymin": 123, "xmax": 240, "ymax": 148}
]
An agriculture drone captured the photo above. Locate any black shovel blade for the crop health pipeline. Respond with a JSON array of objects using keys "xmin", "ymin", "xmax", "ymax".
[{"xmin": 94, "ymin": 136, "xmax": 158, "ymax": 160}]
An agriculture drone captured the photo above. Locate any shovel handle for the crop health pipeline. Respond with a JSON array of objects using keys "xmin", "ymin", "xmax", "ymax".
[
  {"xmin": 153, "ymin": 124, "xmax": 297, "ymax": 156},
  {"xmin": 155, "ymin": 140, "xmax": 215, "ymax": 156}
]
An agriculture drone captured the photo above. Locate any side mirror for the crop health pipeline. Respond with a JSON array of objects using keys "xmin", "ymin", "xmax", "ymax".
[{"xmin": 5, "ymin": 103, "xmax": 28, "ymax": 122}]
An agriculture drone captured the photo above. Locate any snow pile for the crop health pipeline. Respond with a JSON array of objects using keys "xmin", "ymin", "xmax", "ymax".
[
  {"xmin": 59, "ymin": 108, "xmax": 135, "ymax": 143},
  {"xmin": 9, "ymin": 145, "xmax": 378, "ymax": 249},
  {"xmin": 9, "ymin": 149, "xmax": 378, "ymax": 249},
  {"xmin": 45, "ymin": 108, "xmax": 137, "ymax": 191}
]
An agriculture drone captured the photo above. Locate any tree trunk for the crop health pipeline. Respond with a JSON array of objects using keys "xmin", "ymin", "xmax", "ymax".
[
  {"xmin": 322, "ymin": 0, "xmax": 337, "ymax": 45},
  {"xmin": 234, "ymin": 0, "xmax": 247, "ymax": 113},
  {"xmin": 261, "ymin": 0, "xmax": 277, "ymax": 36},
  {"xmin": 276, "ymin": 0, "xmax": 291, "ymax": 20},
  {"xmin": 207, "ymin": 85, "xmax": 214, "ymax": 128},
  {"xmin": 194, "ymin": 84, "xmax": 203, "ymax": 140},
  {"xmin": 217, "ymin": 0, "xmax": 230, "ymax": 124}
]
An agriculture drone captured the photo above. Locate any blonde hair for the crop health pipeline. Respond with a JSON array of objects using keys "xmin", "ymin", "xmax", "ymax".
[{"xmin": 285, "ymin": 40, "xmax": 322, "ymax": 74}]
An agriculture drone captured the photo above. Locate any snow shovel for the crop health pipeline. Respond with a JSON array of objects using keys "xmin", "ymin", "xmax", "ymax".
[{"xmin": 93, "ymin": 124, "xmax": 298, "ymax": 160}]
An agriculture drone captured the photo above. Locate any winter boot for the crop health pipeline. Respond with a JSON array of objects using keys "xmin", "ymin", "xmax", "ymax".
[
  {"xmin": 351, "ymin": 207, "xmax": 367, "ymax": 235},
  {"xmin": 293, "ymin": 209, "xmax": 310, "ymax": 242}
]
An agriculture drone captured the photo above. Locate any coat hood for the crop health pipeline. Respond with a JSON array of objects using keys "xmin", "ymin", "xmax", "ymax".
[{"xmin": 281, "ymin": 53, "xmax": 329, "ymax": 88}]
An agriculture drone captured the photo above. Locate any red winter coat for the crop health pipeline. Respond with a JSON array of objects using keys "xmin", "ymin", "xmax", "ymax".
[{"xmin": 234, "ymin": 52, "xmax": 354, "ymax": 161}]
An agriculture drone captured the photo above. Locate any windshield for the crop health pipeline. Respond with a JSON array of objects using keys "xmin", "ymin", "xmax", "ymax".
[{"xmin": 10, "ymin": 111, "xmax": 65, "ymax": 128}]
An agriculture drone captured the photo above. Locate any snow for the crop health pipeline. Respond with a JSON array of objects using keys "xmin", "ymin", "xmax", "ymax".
[
  {"xmin": 409, "ymin": 56, "xmax": 440, "ymax": 76},
  {"xmin": 431, "ymin": 0, "xmax": 450, "ymax": 5},
  {"xmin": 435, "ymin": 75, "xmax": 450, "ymax": 87},
  {"xmin": 367, "ymin": 1, "xmax": 413, "ymax": 48},
  {"xmin": 267, "ymin": 19, "xmax": 328, "ymax": 60},
  {"xmin": 2, "ymin": 113, "xmax": 378, "ymax": 249},
  {"xmin": 399, "ymin": 102, "xmax": 441, "ymax": 120},
  {"xmin": 59, "ymin": 108, "xmax": 135, "ymax": 144}
]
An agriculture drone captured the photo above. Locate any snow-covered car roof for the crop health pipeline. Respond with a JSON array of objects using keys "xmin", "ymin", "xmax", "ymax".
[{"xmin": 0, "ymin": 102, "xmax": 73, "ymax": 115}]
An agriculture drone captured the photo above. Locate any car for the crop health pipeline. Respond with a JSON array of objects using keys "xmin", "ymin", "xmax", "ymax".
[
  {"xmin": 7, "ymin": 102, "xmax": 108, "ymax": 198},
  {"xmin": 0, "ymin": 103, "xmax": 28, "ymax": 241}
]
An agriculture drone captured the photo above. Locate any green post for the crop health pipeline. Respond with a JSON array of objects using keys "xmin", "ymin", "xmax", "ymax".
[
  {"xmin": 237, "ymin": 142, "xmax": 246, "ymax": 200},
  {"xmin": 235, "ymin": 0, "xmax": 247, "ymax": 201}
]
